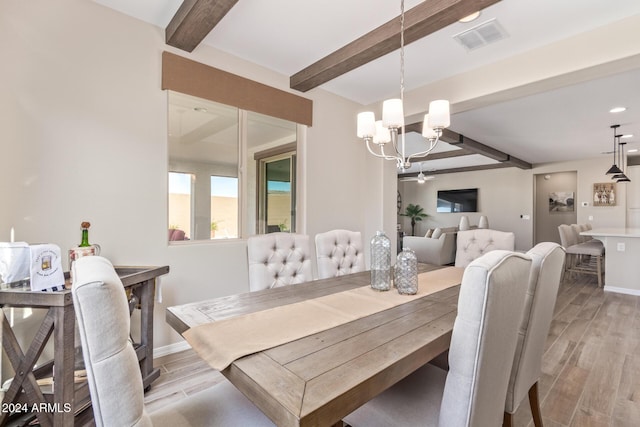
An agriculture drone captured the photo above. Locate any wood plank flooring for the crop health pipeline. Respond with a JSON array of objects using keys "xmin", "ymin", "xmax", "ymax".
[
  {"xmin": 511, "ymin": 274, "xmax": 640, "ymax": 427},
  {"xmin": 97, "ymin": 274, "xmax": 638, "ymax": 426}
]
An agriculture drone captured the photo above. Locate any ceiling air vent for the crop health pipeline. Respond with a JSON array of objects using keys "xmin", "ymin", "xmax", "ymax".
[{"xmin": 453, "ymin": 19, "xmax": 508, "ymax": 51}]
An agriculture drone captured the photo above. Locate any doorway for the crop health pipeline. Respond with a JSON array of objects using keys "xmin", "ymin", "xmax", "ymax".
[
  {"xmin": 534, "ymin": 172, "xmax": 577, "ymax": 244},
  {"xmin": 257, "ymin": 153, "xmax": 296, "ymax": 234}
]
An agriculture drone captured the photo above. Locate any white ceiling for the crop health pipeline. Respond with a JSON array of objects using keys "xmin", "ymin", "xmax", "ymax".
[{"xmin": 95, "ymin": 0, "xmax": 640, "ymax": 171}]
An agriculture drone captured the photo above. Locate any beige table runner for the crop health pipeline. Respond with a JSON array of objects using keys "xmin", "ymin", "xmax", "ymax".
[{"xmin": 184, "ymin": 266, "xmax": 464, "ymax": 371}]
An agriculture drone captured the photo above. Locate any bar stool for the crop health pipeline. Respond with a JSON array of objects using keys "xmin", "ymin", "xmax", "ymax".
[{"xmin": 558, "ymin": 224, "xmax": 604, "ymax": 286}]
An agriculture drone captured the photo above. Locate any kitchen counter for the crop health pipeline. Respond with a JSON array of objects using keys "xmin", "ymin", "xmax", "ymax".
[{"xmin": 581, "ymin": 228, "xmax": 640, "ymax": 294}]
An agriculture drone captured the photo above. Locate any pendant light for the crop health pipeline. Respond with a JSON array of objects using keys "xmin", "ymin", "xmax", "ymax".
[
  {"xmin": 606, "ymin": 124, "xmax": 623, "ymax": 175},
  {"xmin": 615, "ymin": 141, "xmax": 631, "ymax": 182},
  {"xmin": 356, "ymin": 0, "xmax": 450, "ymax": 171}
]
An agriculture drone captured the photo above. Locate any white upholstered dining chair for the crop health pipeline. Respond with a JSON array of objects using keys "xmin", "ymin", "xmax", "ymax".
[
  {"xmin": 344, "ymin": 250, "xmax": 532, "ymax": 427},
  {"xmin": 247, "ymin": 232, "xmax": 313, "ymax": 291},
  {"xmin": 504, "ymin": 242, "xmax": 565, "ymax": 427},
  {"xmin": 454, "ymin": 228, "xmax": 515, "ymax": 268},
  {"xmin": 72, "ymin": 256, "xmax": 275, "ymax": 427},
  {"xmin": 314, "ymin": 229, "xmax": 366, "ymax": 279}
]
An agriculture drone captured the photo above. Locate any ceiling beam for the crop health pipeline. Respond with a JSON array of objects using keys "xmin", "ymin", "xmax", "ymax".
[
  {"xmin": 166, "ymin": 0, "xmax": 240, "ymax": 52},
  {"xmin": 503, "ymin": 155, "xmax": 532, "ymax": 169},
  {"xmin": 448, "ymin": 134, "xmax": 509, "ymax": 162},
  {"xmin": 404, "ymin": 121, "xmax": 532, "ymax": 170},
  {"xmin": 291, "ymin": 0, "xmax": 502, "ymax": 92},
  {"xmin": 401, "ymin": 123, "xmax": 474, "ymax": 162},
  {"xmin": 399, "ymin": 162, "xmax": 513, "ymax": 178},
  {"xmin": 408, "ymin": 148, "xmax": 474, "ymax": 163}
]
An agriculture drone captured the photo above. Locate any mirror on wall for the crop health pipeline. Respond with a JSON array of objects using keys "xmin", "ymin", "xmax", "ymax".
[{"xmin": 167, "ymin": 91, "xmax": 297, "ymax": 242}]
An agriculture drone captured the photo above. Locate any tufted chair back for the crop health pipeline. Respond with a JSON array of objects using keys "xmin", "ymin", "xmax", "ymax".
[
  {"xmin": 247, "ymin": 232, "xmax": 313, "ymax": 291},
  {"xmin": 455, "ymin": 228, "xmax": 515, "ymax": 268},
  {"xmin": 315, "ymin": 229, "xmax": 366, "ymax": 279}
]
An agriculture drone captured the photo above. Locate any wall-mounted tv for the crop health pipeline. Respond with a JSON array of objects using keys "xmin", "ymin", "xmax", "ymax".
[{"xmin": 437, "ymin": 188, "xmax": 478, "ymax": 213}]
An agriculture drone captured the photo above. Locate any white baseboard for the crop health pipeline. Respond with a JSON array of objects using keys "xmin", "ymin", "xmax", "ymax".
[
  {"xmin": 603, "ymin": 285, "xmax": 640, "ymax": 296},
  {"xmin": 154, "ymin": 341, "xmax": 192, "ymax": 359}
]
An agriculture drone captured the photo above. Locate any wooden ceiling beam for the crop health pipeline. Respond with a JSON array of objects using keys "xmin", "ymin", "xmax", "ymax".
[
  {"xmin": 291, "ymin": 0, "xmax": 501, "ymax": 92},
  {"xmin": 450, "ymin": 134, "xmax": 509, "ymax": 162},
  {"xmin": 503, "ymin": 155, "xmax": 532, "ymax": 169},
  {"xmin": 408, "ymin": 148, "xmax": 474, "ymax": 163},
  {"xmin": 404, "ymin": 120, "xmax": 532, "ymax": 170},
  {"xmin": 398, "ymin": 162, "xmax": 513, "ymax": 178},
  {"xmin": 166, "ymin": 0, "xmax": 240, "ymax": 52}
]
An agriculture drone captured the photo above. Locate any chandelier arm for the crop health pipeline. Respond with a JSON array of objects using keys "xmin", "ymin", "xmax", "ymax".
[
  {"xmin": 365, "ymin": 139, "xmax": 400, "ymax": 161},
  {"xmin": 379, "ymin": 141, "xmax": 404, "ymax": 163},
  {"xmin": 406, "ymin": 138, "xmax": 440, "ymax": 163},
  {"xmin": 390, "ymin": 129, "xmax": 402, "ymax": 158}
]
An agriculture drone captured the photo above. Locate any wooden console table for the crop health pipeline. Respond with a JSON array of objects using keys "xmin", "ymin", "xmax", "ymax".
[{"xmin": 0, "ymin": 265, "xmax": 169, "ymax": 427}]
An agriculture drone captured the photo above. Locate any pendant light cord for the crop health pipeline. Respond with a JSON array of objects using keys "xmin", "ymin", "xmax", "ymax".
[
  {"xmin": 400, "ymin": 0, "xmax": 405, "ymax": 105},
  {"xmin": 400, "ymin": 0, "xmax": 406, "ymax": 163}
]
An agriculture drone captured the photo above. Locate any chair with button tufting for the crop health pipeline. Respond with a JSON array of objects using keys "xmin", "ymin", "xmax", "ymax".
[
  {"xmin": 454, "ymin": 228, "xmax": 515, "ymax": 268},
  {"xmin": 247, "ymin": 232, "xmax": 313, "ymax": 291},
  {"xmin": 315, "ymin": 229, "xmax": 366, "ymax": 279}
]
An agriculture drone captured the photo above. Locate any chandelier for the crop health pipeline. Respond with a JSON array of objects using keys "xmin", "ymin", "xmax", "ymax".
[{"xmin": 356, "ymin": 0, "xmax": 450, "ymax": 171}]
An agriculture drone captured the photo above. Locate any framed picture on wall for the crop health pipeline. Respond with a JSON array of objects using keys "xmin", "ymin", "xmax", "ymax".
[
  {"xmin": 549, "ymin": 191, "xmax": 574, "ymax": 212},
  {"xmin": 593, "ymin": 182, "xmax": 616, "ymax": 206}
]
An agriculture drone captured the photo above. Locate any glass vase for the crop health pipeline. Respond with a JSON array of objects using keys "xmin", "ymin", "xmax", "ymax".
[
  {"xmin": 395, "ymin": 247, "xmax": 418, "ymax": 295},
  {"xmin": 370, "ymin": 231, "xmax": 391, "ymax": 291}
]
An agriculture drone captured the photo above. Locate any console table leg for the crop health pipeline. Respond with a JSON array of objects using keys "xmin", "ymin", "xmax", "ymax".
[
  {"xmin": 1, "ymin": 310, "xmax": 55, "ymax": 427},
  {"xmin": 53, "ymin": 304, "xmax": 75, "ymax": 426}
]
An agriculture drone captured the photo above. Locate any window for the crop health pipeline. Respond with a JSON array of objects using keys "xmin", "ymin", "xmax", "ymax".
[
  {"xmin": 257, "ymin": 153, "xmax": 296, "ymax": 234},
  {"xmin": 168, "ymin": 172, "xmax": 194, "ymax": 240},
  {"xmin": 168, "ymin": 92, "xmax": 238, "ymax": 241},
  {"xmin": 211, "ymin": 175, "xmax": 238, "ymax": 239},
  {"xmin": 168, "ymin": 91, "xmax": 298, "ymax": 242},
  {"xmin": 163, "ymin": 53, "xmax": 311, "ymax": 243}
]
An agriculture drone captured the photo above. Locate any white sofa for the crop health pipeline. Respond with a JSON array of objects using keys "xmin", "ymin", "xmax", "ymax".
[{"xmin": 402, "ymin": 227, "xmax": 458, "ymax": 266}]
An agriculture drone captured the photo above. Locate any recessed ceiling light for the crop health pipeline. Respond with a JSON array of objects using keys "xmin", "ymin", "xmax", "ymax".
[
  {"xmin": 459, "ymin": 11, "xmax": 481, "ymax": 23},
  {"xmin": 610, "ymin": 107, "xmax": 626, "ymax": 113},
  {"xmin": 628, "ymin": 149, "xmax": 638, "ymax": 153},
  {"xmin": 621, "ymin": 134, "xmax": 633, "ymax": 139}
]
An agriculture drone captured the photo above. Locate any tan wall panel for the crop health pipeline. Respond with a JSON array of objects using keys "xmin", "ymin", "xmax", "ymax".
[{"xmin": 162, "ymin": 51, "xmax": 312, "ymax": 126}]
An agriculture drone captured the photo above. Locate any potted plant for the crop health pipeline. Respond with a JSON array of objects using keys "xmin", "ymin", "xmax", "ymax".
[{"xmin": 400, "ymin": 203, "xmax": 428, "ymax": 236}]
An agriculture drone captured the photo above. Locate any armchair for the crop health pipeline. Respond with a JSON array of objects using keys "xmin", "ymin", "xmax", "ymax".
[{"xmin": 402, "ymin": 227, "xmax": 457, "ymax": 265}]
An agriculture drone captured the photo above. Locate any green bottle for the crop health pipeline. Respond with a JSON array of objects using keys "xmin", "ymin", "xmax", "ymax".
[{"xmin": 79, "ymin": 222, "xmax": 91, "ymax": 247}]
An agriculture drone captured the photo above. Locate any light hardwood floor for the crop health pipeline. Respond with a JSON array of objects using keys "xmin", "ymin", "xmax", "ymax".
[{"xmin": 142, "ymin": 274, "xmax": 639, "ymax": 426}]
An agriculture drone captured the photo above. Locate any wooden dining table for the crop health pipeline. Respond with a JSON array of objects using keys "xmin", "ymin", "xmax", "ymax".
[{"xmin": 166, "ymin": 264, "xmax": 461, "ymax": 427}]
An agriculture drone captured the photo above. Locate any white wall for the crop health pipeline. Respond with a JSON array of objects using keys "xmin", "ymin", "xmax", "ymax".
[
  {"xmin": 400, "ymin": 167, "xmax": 532, "ymax": 250},
  {"xmin": 0, "ymin": 0, "xmax": 380, "ymax": 348},
  {"xmin": 399, "ymin": 157, "xmax": 627, "ymax": 251}
]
